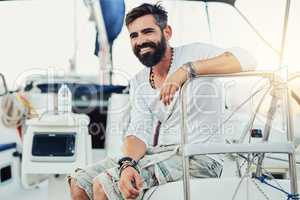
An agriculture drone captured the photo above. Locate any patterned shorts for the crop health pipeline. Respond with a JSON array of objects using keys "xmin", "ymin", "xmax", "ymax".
[{"xmin": 68, "ymin": 145, "xmax": 222, "ymax": 200}]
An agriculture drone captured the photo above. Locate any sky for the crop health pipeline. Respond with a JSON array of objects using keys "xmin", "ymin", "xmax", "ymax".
[{"xmin": 0, "ymin": 0, "xmax": 299, "ymax": 89}]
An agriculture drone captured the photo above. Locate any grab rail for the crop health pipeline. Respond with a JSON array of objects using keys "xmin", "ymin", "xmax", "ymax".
[{"xmin": 179, "ymin": 71, "xmax": 298, "ymax": 200}]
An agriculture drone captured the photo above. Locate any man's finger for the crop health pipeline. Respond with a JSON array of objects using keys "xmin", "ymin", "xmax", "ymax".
[
  {"xmin": 121, "ymin": 184, "xmax": 138, "ymax": 199},
  {"xmin": 166, "ymin": 84, "xmax": 173, "ymax": 105},
  {"xmin": 170, "ymin": 85, "xmax": 177, "ymax": 98},
  {"xmin": 167, "ymin": 84, "xmax": 177, "ymax": 105},
  {"xmin": 163, "ymin": 91, "xmax": 168, "ymax": 105},
  {"xmin": 160, "ymin": 87, "xmax": 166, "ymax": 100},
  {"xmin": 119, "ymin": 172, "xmax": 140, "ymax": 198},
  {"xmin": 161, "ymin": 87, "xmax": 167, "ymax": 105},
  {"xmin": 123, "ymin": 178, "xmax": 140, "ymax": 196},
  {"xmin": 168, "ymin": 92, "xmax": 174, "ymax": 105},
  {"xmin": 168, "ymin": 84, "xmax": 178, "ymax": 105},
  {"xmin": 165, "ymin": 90, "xmax": 170, "ymax": 105},
  {"xmin": 133, "ymin": 172, "xmax": 143, "ymax": 190}
]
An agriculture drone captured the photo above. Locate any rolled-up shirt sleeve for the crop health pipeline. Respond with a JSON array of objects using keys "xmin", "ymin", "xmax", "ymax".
[
  {"xmin": 124, "ymin": 78, "xmax": 153, "ymax": 148},
  {"xmin": 189, "ymin": 43, "xmax": 257, "ymax": 72},
  {"xmin": 226, "ymin": 47, "xmax": 257, "ymax": 71}
]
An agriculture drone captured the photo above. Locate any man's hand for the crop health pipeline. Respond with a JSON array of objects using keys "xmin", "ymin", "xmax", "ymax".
[
  {"xmin": 119, "ymin": 167, "xmax": 143, "ymax": 199},
  {"xmin": 160, "ymin": 67, "xmax": 188, "ymax": 105}
]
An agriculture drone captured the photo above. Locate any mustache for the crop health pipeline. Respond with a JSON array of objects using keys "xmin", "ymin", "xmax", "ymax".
[{"xmin": 134, "ymin": 42, "xmax": 157, "ymax": 54}]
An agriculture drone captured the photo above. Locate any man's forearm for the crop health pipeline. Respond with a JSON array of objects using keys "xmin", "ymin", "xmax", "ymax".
[
  {"xmin": 122, "ymin": 135, "xmax": 147, "ymax": 161},
  {"xmin": 193, "ymin": 52, "xmax": 242, "ymax": 75}
]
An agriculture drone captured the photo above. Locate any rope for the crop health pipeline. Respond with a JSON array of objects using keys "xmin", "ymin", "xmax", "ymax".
[
  {"xmin": 1, "ymin": 92, "xmax": 38, "ymax": 128},
  {"xmin": 256, "ymin": 175, "xmax": 299, "ymax": 200},
  {"xmin": 1, "ymin": 93, "xmax": 25, "ymax": 127},
  {"xmin": 261, "ymin": 166, "xmax": 286, "ymax": 193},
  {"xmin": 252, "ymin": 177, "xmax": 271, "ymax": 200},
  {"xmin": 232, "ymin": 154, "xmax": 270, "ymax": 200},
  {"xmin": 232, "ymin": 173, "xmax": 248, "ymax": 200}
]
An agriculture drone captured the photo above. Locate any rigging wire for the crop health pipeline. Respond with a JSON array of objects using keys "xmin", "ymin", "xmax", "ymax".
[
  {"xmin": 233, "ymin": 6, "xmax": 280, "ymax": 56},
  {"xmin": 205, "ymin": 2, "xmax": 213, "ymax": 42},
  {"xmin": 234, "ymin": 153, "xmax": 299, "ymax": 200},
  {"xmin": 223, "ymin": 81, "xmax": 270, "ymax": 127}
]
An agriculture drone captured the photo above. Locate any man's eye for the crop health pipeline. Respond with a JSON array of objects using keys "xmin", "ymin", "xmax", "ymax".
[
  {"xmin": 130, "ymin": 34, "xmax": 138, "ymax": 39},
  {"xmin": 144, "ymin": 30, "xmax": 153, "ymax": 34}
]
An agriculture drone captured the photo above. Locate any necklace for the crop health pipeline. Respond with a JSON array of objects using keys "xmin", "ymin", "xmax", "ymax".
[{"xmin": 149, "ymin": 47, "xmax": 174, "ymax": 89}]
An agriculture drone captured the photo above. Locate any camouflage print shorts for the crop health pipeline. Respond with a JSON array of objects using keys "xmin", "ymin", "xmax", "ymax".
[{"xmin": 68, "ymin": 145, "xmax": 222, "ymax": 200}]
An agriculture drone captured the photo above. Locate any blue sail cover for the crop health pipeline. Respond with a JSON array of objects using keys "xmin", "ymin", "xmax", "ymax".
[
  {"xmin": 0, "ymin": 143, "xmax": 16, "ymax": 152},
  {"xmin": 95, "ymin": 0, "xmax": 125, "ymax": 55},
  {"xmin": 101, "ymin": 0, "xmax": 125, "ymax": 43}
]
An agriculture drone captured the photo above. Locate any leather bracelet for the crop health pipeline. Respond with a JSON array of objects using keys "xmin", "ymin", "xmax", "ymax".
[
  {"xmin": 118, "ymin": 161, "xmax": 139, "ymax": 177},
  {"xmin": 182, "ymin": 62, "xmax": 197, "ymax": 78},
  {"xmin": 118, "ymin": 156, "xmax": 136, "ymax": 166}
]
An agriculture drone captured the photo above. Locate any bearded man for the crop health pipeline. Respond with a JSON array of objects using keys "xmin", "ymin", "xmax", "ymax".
[{"xmin": 68, "ymin": 3, "xmax": 256, "ymax": 200}]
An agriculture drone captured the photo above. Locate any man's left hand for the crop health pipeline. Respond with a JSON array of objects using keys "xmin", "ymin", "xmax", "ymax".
[{"xmin": 160, "ymin": 67, "xmax": 188, "ymax": 105}]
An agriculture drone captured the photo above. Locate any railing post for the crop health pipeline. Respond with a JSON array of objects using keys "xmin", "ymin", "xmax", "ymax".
[
  {"xmin": 255, "ymin": 84, "xmax": 280, "ymax": 177},
  {"xmin": 286, "ymin": 85, "xmax": 298, "ymax": 196},
  {"xmin": 180, "ymin": 80, "xmax": 191, "ymax": 200}
]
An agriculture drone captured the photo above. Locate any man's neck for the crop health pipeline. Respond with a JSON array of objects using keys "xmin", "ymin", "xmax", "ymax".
[{"xmin": 152, "ymin": 46, "xmax": 172, "ymax": 77}]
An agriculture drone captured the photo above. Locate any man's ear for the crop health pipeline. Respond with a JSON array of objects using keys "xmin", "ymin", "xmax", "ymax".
[{"xmin": 163, "ymin": 25, "xmax": 172, "ymax": 40}]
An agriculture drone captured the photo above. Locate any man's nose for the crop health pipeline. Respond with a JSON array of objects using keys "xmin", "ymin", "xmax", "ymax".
[{"xmin": 135, "ymin": 35, "xmax": 148, "ymax": 47}]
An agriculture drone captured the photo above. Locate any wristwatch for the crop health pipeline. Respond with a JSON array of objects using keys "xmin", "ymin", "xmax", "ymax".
[
  {"xmin": 182, "ymin": 62, "xmax": 197, "ymax": 78},
  {"xmin": 118, "ymin": 157, "xmax": 139, "ymax": 177},
  {"xmin": 118, "ymin": 156, "xmax": 138, "ymax": 167}
]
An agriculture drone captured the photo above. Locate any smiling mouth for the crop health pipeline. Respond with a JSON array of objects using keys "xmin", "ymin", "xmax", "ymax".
[{"xmin": 139, "ymin": 47, "xmax": 153, "ymax": 55}]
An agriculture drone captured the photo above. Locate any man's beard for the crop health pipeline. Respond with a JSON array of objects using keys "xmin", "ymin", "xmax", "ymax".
[{"xmin": 133, "ymin": 35, "xmax": 167, "ymax": 67}]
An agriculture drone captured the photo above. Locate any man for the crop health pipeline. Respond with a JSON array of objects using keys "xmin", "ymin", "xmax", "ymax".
[{"xmin": 69, "ymin": 3, "xmax": 256, "ymax": 200}]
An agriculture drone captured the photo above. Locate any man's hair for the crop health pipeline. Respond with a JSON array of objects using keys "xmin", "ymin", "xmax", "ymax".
[{"xmin": 125, "ymin": 2, "xmax": 168, "ymax": 30}]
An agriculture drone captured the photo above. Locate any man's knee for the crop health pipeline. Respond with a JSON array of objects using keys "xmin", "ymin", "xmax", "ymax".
[{"xmin": 69, "ymin": 178, "xmax": 89, "ymax": 200}]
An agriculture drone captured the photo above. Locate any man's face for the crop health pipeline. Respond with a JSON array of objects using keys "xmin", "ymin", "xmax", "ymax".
[{"xmin": 127, "ymin": 15, "xmax": 168, "ymax": 67}]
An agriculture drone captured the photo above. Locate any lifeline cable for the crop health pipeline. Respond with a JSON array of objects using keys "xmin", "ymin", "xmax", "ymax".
[{"xmin": 256, "ymin": 175, "xmax": 299, "ymax": 200}]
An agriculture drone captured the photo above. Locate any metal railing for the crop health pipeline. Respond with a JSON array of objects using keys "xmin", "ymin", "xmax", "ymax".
[{"xmin": 179, "ymin": 71, "xmax": 298, "ymax": 200}]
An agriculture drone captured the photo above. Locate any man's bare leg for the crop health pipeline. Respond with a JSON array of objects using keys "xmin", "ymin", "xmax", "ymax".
[
  {"xmin": 69, "ymin": 178, "xmax": 89, "ymax": 200},
  {"xmin": 93, "ymin": 180, "xmax": 108, "ymax": 200}
]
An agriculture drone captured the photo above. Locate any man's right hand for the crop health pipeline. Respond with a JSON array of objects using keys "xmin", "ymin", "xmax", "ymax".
[{"xmin": 119, "ymin": 166, "xmax": 143, "ymax": 199}]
